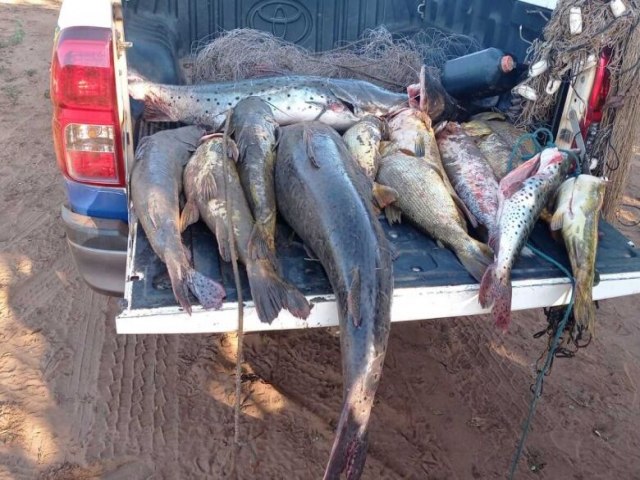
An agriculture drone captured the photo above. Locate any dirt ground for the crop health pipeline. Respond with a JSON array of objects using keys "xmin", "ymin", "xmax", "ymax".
[{"xmin": 1, "ymin": 2, "xmax": 639, "ymax": 479}]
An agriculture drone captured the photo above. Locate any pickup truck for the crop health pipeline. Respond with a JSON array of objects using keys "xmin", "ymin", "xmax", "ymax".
[{"xmin": 51, "ymin": 0, "xmax": 640, "ymax": 334}]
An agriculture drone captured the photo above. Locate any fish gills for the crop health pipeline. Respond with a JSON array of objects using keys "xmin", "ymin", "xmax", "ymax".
[
  {"xmin": 182, "ymin": 136, "xmax": 310, "ymax": 323},
  {"xmin": 131, "ymin": 126, "xmax": 225, "ymax": 313},
  {"xmin": 275, "ymin": 122, "xmax": 392, "ymax": 480},
  {"xmin": 376, "ymin": 152, "xmax": 492, "ymax": 282},
  {"xmin": 479, "ymin": 148, "xmax": 570, "ymax": 329},
  {"xmin": 551, "ymin": 175, "xmax": 606, "ymax": 333}
]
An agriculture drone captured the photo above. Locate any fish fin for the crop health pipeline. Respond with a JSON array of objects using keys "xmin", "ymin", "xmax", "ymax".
[
  {"xmin": 399, "ymin": 148, "xmax": 417, "ymax": 157},
  {"xmin": 478, "ymin": 263, "xmax": 496, "ymax": 308},
  {"xmin": 142, "ymin": 91, "xmax": 172, "ymax": 122},
  {"xmin": 550, "ymin": 209, "xmax": 564, "ymax": 231},
  {"xmin": 164, "ymin": 252, "xmax": 193, "ymax": 315},
  {"xmin": 500, "ymin": 153, "xmax": 541, "ymax": 196},
  {"xmin": 384, "ymin": 204, "xmax": 402, "ymax": 224},
  {"xmin": 199, "ymin": 173, "xmax": 217, "ymax": 202},
  {"xmin": 457, "ymin": 239, "xmax": 492, "ymax": 283},
  {"xmin": 415, "ymin": 136, "xmax": 426, "ymax": 157},
  {"xmin": 303, "ymin": 243, "xmax": 319, "ymax": 261},
  {"xmin": 303, "ymin": 126, "xmax": 320, "ymax": 168},
  {"xmin": 214, "ymin": 218, "xmax": 232, "ymax": 263},
  {"xmin": 372, "ymin": 182, "xmax": 398, "ymax": 209},
  {"xmin": 520, "ymin": 246, "xmax": 535, "ymax": 258},
  {"xmin": 186, "ymin": 268, "xmax": 226, "ymax": 310},
  {"xmin": 347, "ymin": 268, "xmax": 361, "ymax": 328},
  {"xmin": 224, "ymin": 137, "xmax": 240, "ymax": 162},
  {"xmin": 127, "ymin": 75, "xmax": 150, "ymax": 101},
  {"xmin": 478, "ymin": 262, "xmax": 513, "ymax": 329},
  {"xmin": 491, "ymin": 276, "xmax": 513, "ymax": 330},
  {"xmin": 472, "ymin": 111, "xmax": 506, "ymax": 122},
  {"xmin": 246, "ymin": 261, "xmax": 311, "ymax": 323},
  {"xmin": 323, "ymin": 385, "xmax": 375, "ymax": 480},
  {"xmin": 452, "ymin": 194, "xmax": 478, "ymax": 229},
  {"xmin": 462, "ymin": 121, "xmax": 492, "ymax": 137},
  {"xmin": 539, "ymin": 207, "xmax": 554, "ymax": 225},
  {"xmin": 179, "ymin": 200, "xmax": 200, "ymax": 233},
  {"xmin": 248, "ymin": 224, "xmax": 274, "ymax": 262},
  {"xmin": 573, "ymin": 280, "xmax": 596, "ymax": 334}
]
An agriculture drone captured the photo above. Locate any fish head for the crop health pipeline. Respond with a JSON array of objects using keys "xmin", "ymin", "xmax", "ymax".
[
  {"xmin": 539, "ymin": 147, "xmax": 565, "ymax": 169},
  {"xmin": 320, "ymin": 100, "xmax": 361, "ymax": 130}
]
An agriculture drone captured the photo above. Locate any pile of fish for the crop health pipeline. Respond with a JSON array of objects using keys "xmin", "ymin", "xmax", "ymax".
[{"xmin": 129, "ymin": 70, "xmax": 605, "ymax": 478}]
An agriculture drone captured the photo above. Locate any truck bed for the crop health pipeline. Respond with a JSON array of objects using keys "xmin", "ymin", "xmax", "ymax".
[
  {"xmin": 117, "ymin": 211, "xmax": 640, "ymax": 334},
  {"xmin": 117, "ymin": 0, "xmax": 640, "ymax": 334}
]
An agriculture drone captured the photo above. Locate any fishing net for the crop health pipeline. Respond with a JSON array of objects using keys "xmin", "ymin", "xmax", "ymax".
[
  {"xmin": 516, "ymin": 0, "xmax": 639, "ymax": 128},
  {"xmin": 514, "ymin": 0, "xmax": 640, "ymax": 219},
  {"xmin": 191, "ymin": 27, "xmax": 481, "ymax": 90}
]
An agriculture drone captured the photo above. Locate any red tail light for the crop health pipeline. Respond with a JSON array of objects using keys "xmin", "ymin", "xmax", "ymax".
[
  {"xmin": 51, "ymin": 27, "xmax": 124, "ymax": 187},
  {"xmin": 582, "ymin": 50, "xmax": 611, "ymax": 136}
]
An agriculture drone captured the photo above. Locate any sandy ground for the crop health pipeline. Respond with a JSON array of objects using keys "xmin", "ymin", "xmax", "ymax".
[{"xmin": 0, "ymin": 2, "xmax": 639, "ymax": 479}]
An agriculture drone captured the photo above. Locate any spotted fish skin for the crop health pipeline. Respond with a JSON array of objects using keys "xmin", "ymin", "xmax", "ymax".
[
  {"xmin": 128, "ymin": 75, "xmax": 408, "ymax": 131},
  {"xmin": 436, "ymin": 122, "xmax": 499, "ymax": 240},
  {"xmin": 479, "ymin": 147, "xmax": 570, "ymax": 329},
  {"xmin": 181, "ymin": 137, "xmax": 310, "ymax": 323},
  {"xmin": 550, "ymin": 175, "xmax": 606, "ymax": 334},
  {"xmin": 342, "ymin": 115, "xmax": 384, "ymax": 180}
]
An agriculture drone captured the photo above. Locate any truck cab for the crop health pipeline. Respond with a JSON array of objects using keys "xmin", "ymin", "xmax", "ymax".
[{"xmin": 51, "ymin": 0, "xmax": 640, "ymax": 334}]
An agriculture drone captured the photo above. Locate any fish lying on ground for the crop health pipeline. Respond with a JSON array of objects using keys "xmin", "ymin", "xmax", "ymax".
[
  {"xmin": 130, "ymin": 126, "xmax": 226, "ymax": 313},
  {"xmin": 231, "ymin": 96, "xmax": 279, "ymax": 253},
  {"xmin": 479, "ymin": 147, "xmax": 570, "ymax": 329},
  {"xmin": 275, "ymin": 122, "xmax": 393, "ymax": 480},
  {"xmin": 551, "ymin": 174, "xmax": 606, "ymax": 334},
  {"xmin": 181, "ymin": 135, "xmax": 310, "ymax": 323},
  {"xmin": 437, "ymin": 122, "xmax": 500, "ymax": 240},
  {"xmin": 128, "ymin": 74, "xmax": 410, "ymax": 131},
  {"xmin": 342, "ymin": 115, "xmax": 397, "ymax": 209},
  {"xmin": 377, "ymin": 151, "xmax": 492, "ymax": 282}
]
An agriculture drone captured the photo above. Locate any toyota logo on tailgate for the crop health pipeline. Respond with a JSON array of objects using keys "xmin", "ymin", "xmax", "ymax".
[{"xmin": 247, "ymin": 0, "xmax": 313, "ymax": 44}]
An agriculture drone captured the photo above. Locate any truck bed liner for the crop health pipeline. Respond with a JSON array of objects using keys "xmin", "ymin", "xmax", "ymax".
[{"xmin": 117, "ymin": 212, "xmax": 640, "ymax": 334}]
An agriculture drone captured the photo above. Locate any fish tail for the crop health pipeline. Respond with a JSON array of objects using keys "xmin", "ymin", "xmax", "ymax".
[
  {"xmin": 127, "ymin": 74, "xmax": 150, "ymax": 100},
  {"xmin": 164, "ymin": 251, "xmax": 193, "ymax": 315},
  {"xmin": 478, "ymin": 261, "xmax": 513, "ymax": 328},
  {"xmin": 573, "ymin": 278, "xmax": 596, "ymax": 334},
  {"xmin": 457, "ymin": 239, "xmax": 493, "ymax": 283},
  {"xmin": 185, "ymin": 268, "xmax": 226, "ymax": 310},
  {"xmin": 478, "ymin": 263, "xmax": 496, "ymax": 308},
  {"xmin": 143, "ymin": 90, "xmax": 172, "ymax": 122},
  {"xmin": 323, "ymin": 382, "xmax": 377, "ymax": 480},
  {"xmin": 491, "ymin": 275, "xmax": 512, "ymax": 330},
  {"xmin": 248, "ymin": 223, "xmax": 275, "ymax": 261},
  {"xmin": 246, "ymin": 260, "xmax": 311, "ymax": 323}
]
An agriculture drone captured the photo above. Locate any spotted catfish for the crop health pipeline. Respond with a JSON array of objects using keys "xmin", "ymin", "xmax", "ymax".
[
  {"xmin": 479, "ymin": 148, "xmax": 570, "ymax": 329},
  {"xmin": 129, "ymin": 74, "xmax": 409, "ymax": 131}
]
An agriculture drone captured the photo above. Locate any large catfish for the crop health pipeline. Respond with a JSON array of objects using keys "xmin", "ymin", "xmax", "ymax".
[
  {"xmin": 181, "ymin": 135, "xmax": 310, "ymax": 323},
  {"xmin": 275, "ymin": 122, "xmax": 393, "ymax": 479},
  {"xmin": 128, "ymin": 74, "xmax": 409, "ymax": 131},
  {"xmin": 130, "ymin": 126, "xmax": 225, "ymax": 313}
]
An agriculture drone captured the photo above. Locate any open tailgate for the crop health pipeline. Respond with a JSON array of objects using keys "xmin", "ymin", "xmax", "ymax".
[{"xmin": 117, "ymin": 211, "xmax": 640, "ymax": 334}]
